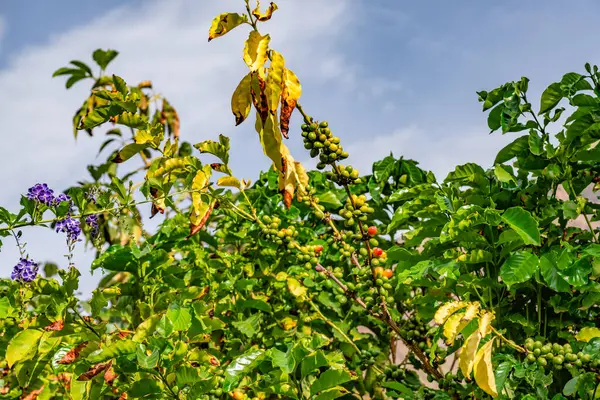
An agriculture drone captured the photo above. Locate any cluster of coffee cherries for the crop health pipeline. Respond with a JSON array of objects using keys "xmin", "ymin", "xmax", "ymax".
[
  {"xmin": 384, "ymin": 363, "xmax": 409, "ymax": 380},
  {"xmin": 339, "ymin": 194, "xmax": 375, "ymax": 227},
  {"xmin": 259, "ymin": 215, "xmax": 300, "ymax": 246},
  {"xmin": 401, "ymin": 314, "xmax": 448, "ymax": 368},
  {"xmin": 437, "ymin": 372, "xmax": 463, "ymax": 396},
  {"xmin": 296, "ymin": 244, "xmax": 325, "ymax": 270},
  {"xmin": 301, "ymin": 121, "xmax": 349, "ymax": 169},
  {"xmin": 326, "ymin": 164, "xmax": 361, "ymax": 185},
  {"xmin": 358, "ymin": 347, "xmax": 381, "ymax": 367},
  {"xmin": 524, "ymin": 339, "xmax": 596, "ymax": 372}
]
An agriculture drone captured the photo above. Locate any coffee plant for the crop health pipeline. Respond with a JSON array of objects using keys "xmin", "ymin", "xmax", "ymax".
[{"xmin": 1, "ymin": 1, "xmax": 600, "ymax": 399}]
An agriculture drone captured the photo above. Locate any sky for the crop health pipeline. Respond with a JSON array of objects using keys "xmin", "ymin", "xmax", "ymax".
[{"xmin": 1, "ymin": 0, "xmax": 600, "ymax": 296}]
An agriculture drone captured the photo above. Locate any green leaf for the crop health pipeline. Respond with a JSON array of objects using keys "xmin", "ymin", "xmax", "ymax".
[
  {"xmin": 563, "ymin": 376, "xmax": 579, "ymax": 396},
  {"xmin": 6, "ymin": 329, "xmax": 44, "ymax": 367},
  {"xmin": 372, "ymin": 155, "xmax": 396, "ymax": 183},
  {"xmin": 0, "ymin": 297, "xmax": 10, "ymax": 318},
  {"xmin": 539, "ymin": 82, "xmax": 563, "ymax": 114},
  {"xmin": 92, "ymin": 49, "xmax": 119, "ymax": 71},
  {"xmin": 133, "ymin": 315, "xmax": 162, "ymax": 342},
  {"xmin": 223, "ymin": 349, "xmax": 264, "ymax": 392},
  {"xmin": 129, "ymin": 378, "xmax": 162, "ymax": 398},
  {"xmin": 528, "ymin": 130, "xmax": 543, "ymax": 155},
  {"xmin": 310, "ymin": 367, "xmax": 353, "ymax": 396},
  {"xmin": 495, "ymin": 135, "xmax": 529, "ymax": 164},
  {"xmin": 112, "ymin": 143, "xmax": 151, "ymax": 163},
  {"xmin": 79, "ymin": 105, "xmax": 121, "ymax": 130},
  {"xmin": 70, "ymin": 380, "xmax": 91, "ymax": 400},
  {"xmin": 112, "ymin": 75, "xmax": 128, "ymax": 96},
  {"xmin": 87, "ymin": 340, "xmax": 136, "ymax": 363},
  {"xmin": 232, "ymin": 314, "xmax": 261, "ymax": 338},
  {"xmin": 268, "ymin": 347, "xmax": 295, "ymax": 374},
  {"xmin": 494, "ymin": 164, "xmax": 516, "ymax": 183},
  {"xmin": 501, "ymin": 207, "xmax": 541, "ymax": 246},
  {"xmin": 317, "ymin": 191, "xmax": 342, "ymax": 208},
  {"xmin": 176, "ymin": 366, "xmax": 200, "ymax": 387},
  {"xmin": 194, "ymin": 134, "xmax": 231, "ymax": 165},
  {"xmin": 540, "ymin": 253, "xmax": 570, "ymax": 293},
  {"xmin": 166, "ymin": 303, "xmax": 193, "ymax": 331},
  {"xmin": 500, "ymin": 252, "xmax": 539, "ymax": 288},
  {"xmin": 301, "ymin": 351, "xmax": 329, "ymax": 377},
  {"xmin": 313, "ymin": 387, "xmax": 349, "ymax": 400},
  {"xmin": 136, "ymin": 344, "xmax": 160, "ymax": 369}
]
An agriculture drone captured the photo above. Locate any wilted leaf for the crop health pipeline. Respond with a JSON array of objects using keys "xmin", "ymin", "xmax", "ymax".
[
  {"xmin": 434, "ymin": 301, "xmax": 468, "ymax": 324},
  {"xmin": 44, "ymin": 320, "xmax": 64, "ymax": 331},
  {"xmin": 280, "ymin": 68, "xmax": 302, "ymax": 138},
  {"xmin": 77, "ymin": 360, "xmax": 112, "ymax": 381},
  {"xmin": 58, "ymin": 341, "xmax": 89, "ymax": 365},
  {"xmin": 208, "ymin": 13, "xmax": 247, "ymax": 41},
  {"xmin": 287, "ymin": 278, "xmax": 307, "ymax": 298},
  {"xmin": 443, "ymin": 312, "xmax": 468, "ymax": 345},
  {"xmin": 255, "ymin": 112, "xmax": 283, "ymax": 171},
  {"xmin": 252, "ymin": 1, "xmax": 278, "ymax": 21},
  {"xmin": 231, "ymin": 73, "xmax": 253, "ymax": 126},
  {"xmin": 463, "ymin": 302, "xmax": 480, "ymax": 322},
  {"xmin": 243, "ymin": 31, "xmax": 270, "ymax": 72},
  {"xmin": 459, "ymin": 331, "xmax": 481, "ymax": 379},
  {"xmin": 479, "ymin": 311, "xmax": 495, "ymax": 337},
  {"xmin": 217, "ymin": 176, "xmax": 241, "ymax": 188},
  {"xmin": 266, "ymin": 50, "xmax": 285, "ymax": 115},
  {"xmin": 473, "ymin": 339, "xmax": 498, "ymax": 398}
]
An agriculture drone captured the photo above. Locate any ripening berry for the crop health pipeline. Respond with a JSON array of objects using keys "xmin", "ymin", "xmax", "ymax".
[
  {"xmin": 367, "ymin": 226, "xmax": 377, "ymax": 236},
  {"xmin": 372, "ymin": 247, "xmax": 384, "ymax": 257},
  {"xmin": 374, "ymin": 266, "xmax": 384, "ymax": 278},
  {"xmin": 314, "ymin": 245, "xmax": 323, "ymax": 253},
  {"xmin": 231, "ymin": 390, "xmax": 245, "ymax": 400},
  {"xmin": 382, "ymin": 269, "xmax": 393, "ymax": 279}
]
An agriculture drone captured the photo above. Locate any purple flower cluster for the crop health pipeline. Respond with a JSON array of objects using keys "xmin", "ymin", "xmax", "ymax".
[
  {"xmin": 56, "ymin": 216, "xmax": 82, "ymax": 242},
  {"xmin": 11, "ymin": 258, "xmax": 38, "ymax": 282},
  {"xmin": 26, "ymin": 183, "xmax": 71, "ymax": 206},
  {"xmin": 85, "ymin": 214, "xmax": 99, "ymax": 236}
]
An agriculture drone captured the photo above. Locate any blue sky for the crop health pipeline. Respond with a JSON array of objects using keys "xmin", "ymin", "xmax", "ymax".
[{"xmin": 1, "ymin": 0, "xmax": 600, "ymax": 295}]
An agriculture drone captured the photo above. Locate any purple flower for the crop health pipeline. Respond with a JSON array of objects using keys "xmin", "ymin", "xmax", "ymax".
[
  {"xmin": 85, "ymin": 188, "xmax": 98, "ymax": 205},
  {"xmin": 11, "ymin": 258, "xmax": 38, "ymax": 282},
  {"xmin": 56, "ymin": 216, "xmax": 82, "ymax": 242},
  {"xmin": 53, "ymin": 193, "xmax": 71, "ymax": 206},
  {"xmin": 85, "ymin": 214, "xmax": 99, "ymax": 236},
  {"xmin": 27, "ymin": 183, "xmax": 55, "ymax": 206},
  {"xmin": 26, "ymin": 183, "xmax": 72, "ymax": 207}
]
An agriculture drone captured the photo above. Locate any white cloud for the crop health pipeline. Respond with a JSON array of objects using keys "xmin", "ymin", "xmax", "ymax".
[{"xmin": 0, "ymin": 0, "xmax": 356, "ymax": 295}]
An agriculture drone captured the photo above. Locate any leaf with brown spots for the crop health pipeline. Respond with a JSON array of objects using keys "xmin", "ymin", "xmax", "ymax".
[
  {"xmin": 104, "ymin": 366, "xmax": 118, "ymax": 386},
  {"xmin": 21, "ymin": 386, "xmax": 44, "ymax": 400},
  {"xmin": 149, "ymin": 187, "xmax": 165, "ymax": 219},
  {"xmin": 77, "ymin": 360, "xmax": 112, "ymax": 381},
  {"xmin": 44, "ymin": 320, "xmax": 64, "ymax": 331},
  {"xmin": 279, "ymin": 68, "xmax": 302, "ymax": 139},
  {"xmin": 231, "ymin": 73, "xmax": 253, "ymax": 126},
  {"xmin": 243, "ymin": 31, "xmax": 271, "ymax": 72},
  {"xmin": 160, "ymin": 99, "xmax": 180, "ymax": 138},
  {"xmin": 58, "ymin": 341, "xmax": 89, "ymax": 365},
  {"xmin": 252, "ymin": 1, "xmax": 278, "ymax": 21},
  {"xmin": 208, "ymin": 13, "xmax": 247, "ymax": 42},
  {"xmin": 188, "ymin": 199, "xmax": 216, "ymax": 239}
]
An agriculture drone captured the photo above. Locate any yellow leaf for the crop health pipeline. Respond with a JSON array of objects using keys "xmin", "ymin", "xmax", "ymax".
[
  {"xmin": 462, "ymin": 302, "xmax": 480, "ymax": 322},
  {"xmin": 189, "ymin": 199, "xmax": 215, "ymax": 238},
  {"xmin": 280, "ymin": 316, "xmax": 297, "ymax": 331},
  {"xmin": 266, "ymin": 50, "xmax": 285, "ymax": 114},
  {"xmin": 243, "ymin": 31, "xmax": 271, "ymax": 72},
  {"xmin": 208, "ymin": 13, "xmax": 247, "ymax": 41},
  {"xmin": 217, "ymin": 176, "xmax": 241, "ymax": 189},
  {"xmin": 231, "ymin": 73, "xmax": 252, "ymax": 126},
  {"xmin": 294, "ymin": 161, "xmax": 309, "ymax": 201},
  {"xmin": 478, "ymin": 311, "xmax": 495, "ymax": 337},
  {"xmin": 434, "ymin": 300, "xmax": 468, "ymax": 324},
  {"xmin": 287, "ymin": 278, "xmax": 307, "ymax": 299},
  {"xmin": 473, "ymin": 338, "xmax": 498, "ymax": 398},
  {"xmin": 191, "ymin": 170, "xmax": 209, "ymax": 215},
  {"xmin": 576, "ymin": 327, "xmax": 600, "ymax": 342},
  {"xmin": 252, "ymin": 1, "xmax": 278, "ymax": 21},
  {"xmin": 280, "ymin": 68, "xmax": 302, "ymax": 138},
  {"xmin": 459, "ymin": 331, "xmax": 481, "ymax": 379},
  {"xmin": 443, "ymin": 311, "xmax": 469, "ymax": 345},
  {"xmin": 255, "ymin": 111, "xmax": 283, "ymax": 171}
]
